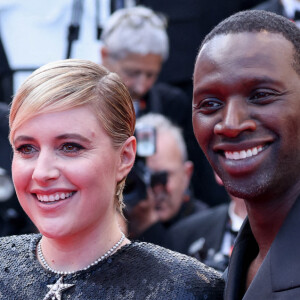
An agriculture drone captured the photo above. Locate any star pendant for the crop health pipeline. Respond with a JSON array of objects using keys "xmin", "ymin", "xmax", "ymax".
[{"xmin": 43, "ymin": 276, "xmax": 75, "ymax": 300}]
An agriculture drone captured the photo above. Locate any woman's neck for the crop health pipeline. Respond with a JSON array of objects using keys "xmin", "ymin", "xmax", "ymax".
[{"xmin": 37, "ymin": 222, "xmax": 129, "ymax": 273}]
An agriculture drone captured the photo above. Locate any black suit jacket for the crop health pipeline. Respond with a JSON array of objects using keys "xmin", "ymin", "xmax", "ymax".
[
  {"xmin": 225, "ymin": 195, "xmax": 300, "ymax": 299},
  {"xmin": 253, "ymin": 0, "xmax": 286, "ymax": 16},
  {"xmin": 140, "ymin": 82, "xmax": 190, "ymax": 134},
  {"xmin": 167, "ymin": 204, "xmax": 229, "ymax": 255}
]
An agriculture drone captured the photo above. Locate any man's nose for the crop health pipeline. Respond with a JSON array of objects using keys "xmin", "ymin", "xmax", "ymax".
[
  {"xmin": 132, "ymin": 74, "xmax": 151, "ymax": 97},
  {"xmin": 214, "ymin": 98, "xmax": 256, "ymax": 138},
  {"xmin": 32, "ymin": 151, "xmax": 60, "ymax": 185}
]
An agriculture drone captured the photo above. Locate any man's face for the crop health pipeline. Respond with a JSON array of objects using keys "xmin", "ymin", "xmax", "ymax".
[
  {"xmin": 193, "ymin": 32, "xmax": 300, "ymax": 201},
  {"xmin": 107, "ymin": 53, "xmax": 162, "ymax": 100},
  {"xmin": 146, "ymin": 131, "xmax": 192, "ymax": 222}
]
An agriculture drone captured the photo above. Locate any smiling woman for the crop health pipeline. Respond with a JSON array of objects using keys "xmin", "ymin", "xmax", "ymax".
[{"xmin": 0, "ymin": 59, "xmax": 224, "ymax": 299}]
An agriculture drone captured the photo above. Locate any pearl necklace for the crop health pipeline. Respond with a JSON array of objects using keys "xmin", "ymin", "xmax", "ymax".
[
  {"xmin": 38, "ymin": 232, "xmax": 125, "ymax": 275},
  {"xmin": 38, "ymin": 233, "xmax": 125, "ymax": 300}
]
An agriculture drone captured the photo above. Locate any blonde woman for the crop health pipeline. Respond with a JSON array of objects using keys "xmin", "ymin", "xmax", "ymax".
[{"xmin": 1, "ymin": 59, "xmax": 224, "ymax": 299}]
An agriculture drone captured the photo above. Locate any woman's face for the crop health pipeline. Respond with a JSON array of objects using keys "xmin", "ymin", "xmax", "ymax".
[{"xmin": 12, "ymin": 106, "xmax": 129, "ymax": 239}]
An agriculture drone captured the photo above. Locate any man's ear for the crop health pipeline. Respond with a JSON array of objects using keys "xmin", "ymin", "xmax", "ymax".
[
  {"xmin": 183, "ymin": 160, "xmax": 194, "ymax": 189},
  {"xmin": 101, "ymin": 46, "xmax": 111, "ymax": 69},
  {"xmin": 116, "ymin": 136, "xmax": 136, "ymax": 182}
]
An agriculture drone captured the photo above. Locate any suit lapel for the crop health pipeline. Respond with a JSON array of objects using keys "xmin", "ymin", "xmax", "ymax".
[
  {"xmin": 270, "ymin": 196, "xmax": 300, "ymax": 292},
  {"xmin": 225, "ymin": 196, "xmax": 300, "ymax": 299},
  {"xmin": 225, "ymin": 220, "xmax": 258, "ymax": 300}
]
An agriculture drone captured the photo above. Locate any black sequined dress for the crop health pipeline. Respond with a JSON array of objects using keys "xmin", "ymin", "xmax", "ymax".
[{"xmin": 0, "ymin": 234, "xmax": 224, "ymax": 299}]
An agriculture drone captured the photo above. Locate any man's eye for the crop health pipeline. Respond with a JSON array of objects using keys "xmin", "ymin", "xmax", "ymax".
[
  {"xmin": 194, "ymin": 99, "xmax": 223, "ymax": 114},
  {"xmin": 202, "ymin": 101, "xmax": 222, "ymax": 108},
  {"xmin": 61, "ymin": 143, "xmax": 84, "ymax": 153},
  {"xmin": 16, "ymin": 144, "xmax": 36, "ymax": 155},
  {"xmin": 249, "ymin": 90, "xmax": 278, "ymax": 104},
  {"xmin": 250, "ymin": 92, "xmax": 270, "ymax": 100},
  {"xmin": 124, "ymin": 69, "xmax": 140, "ymax": 78},
  {"xmin": 145, "ymin": 72, "xmax": 157, "ymax": 80}
]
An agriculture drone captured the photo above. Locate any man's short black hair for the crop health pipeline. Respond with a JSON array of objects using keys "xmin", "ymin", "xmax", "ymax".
[{"xmin": 199, "ymin": 10, "xmax": 300, "ymax": 75}]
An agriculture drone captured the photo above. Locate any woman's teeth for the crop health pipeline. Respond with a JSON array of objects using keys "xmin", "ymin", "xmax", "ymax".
[
  {"xmin": 36, "ymin": 192, "xmax": 74, "ymax": 202},
  {"xmin": 224, "ymin": 145, "xmax": 263, "ymax": 160}
]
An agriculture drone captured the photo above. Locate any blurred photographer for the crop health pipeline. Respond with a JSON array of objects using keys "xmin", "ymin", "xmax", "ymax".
[
  {"xmin": 125, "ymin": 113, "xmax": 207, "ymax": 246},
  {"xmin": 0, "ymin": 102, "xmax": 36, "ymax": 236},
  {"xmin": 100, "ymin": 6, "xmax": 190, "ymax": 140}
]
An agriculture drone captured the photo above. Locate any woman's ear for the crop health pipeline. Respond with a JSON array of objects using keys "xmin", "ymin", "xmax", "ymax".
[{"xmin": 116, "ymin": 136, "xmax": 136, "ymax": 182}]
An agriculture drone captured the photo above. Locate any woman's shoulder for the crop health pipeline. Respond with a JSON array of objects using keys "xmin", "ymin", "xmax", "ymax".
[
  {"xmin": 0, "ymin": 233, "xmax": 40, "ymax": 244},
  {"xmin": 121, "ymin": 241, "xmax": 224, "ymax": 299},
  {"xmin": 0, "ymin": 233, "xmax": 40, "ymax": 259}
]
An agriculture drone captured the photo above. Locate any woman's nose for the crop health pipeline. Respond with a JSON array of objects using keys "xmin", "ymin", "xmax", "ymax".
[{"xmin": 31, "ymin": 151, "xmax": 60, "ymax": 184}]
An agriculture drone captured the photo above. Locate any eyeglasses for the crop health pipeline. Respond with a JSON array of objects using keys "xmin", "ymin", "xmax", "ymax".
[{"xmin": 102, "ymin": 10, "xmax": 168, "ymax": 40}]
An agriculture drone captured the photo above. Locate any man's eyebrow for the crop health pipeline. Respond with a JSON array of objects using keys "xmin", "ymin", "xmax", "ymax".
[{"xmin": 193, "ymin": 75, "xmax": 283, "ymax": 96}]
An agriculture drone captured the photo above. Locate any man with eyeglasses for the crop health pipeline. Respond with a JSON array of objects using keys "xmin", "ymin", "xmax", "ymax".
[
  {"xmin": 124, "ymin": 113, "xmax": 207, "ymax": 247},
  {"xmin": 100, "ymin": 6, "xmax": 190, "ymax": 138}
]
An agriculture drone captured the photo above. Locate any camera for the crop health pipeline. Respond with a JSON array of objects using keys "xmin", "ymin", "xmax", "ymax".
[
  {"xmin": 123, "ymin": 124, "xmax": 168, "ymax": 208},
  {"xmin": 188, "ymin": 237, "xmax": 229, "ymax": 273}
]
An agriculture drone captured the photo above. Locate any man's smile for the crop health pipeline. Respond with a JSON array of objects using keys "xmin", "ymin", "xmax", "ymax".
[{"xmin": 224, "ymin": 145, "xmax": 264, "ymax": 160}]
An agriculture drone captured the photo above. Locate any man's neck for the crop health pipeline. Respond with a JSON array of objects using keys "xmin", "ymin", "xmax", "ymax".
[{"xmin": 246, "ymin": 195, "xmax": 296, "ymax": 257}]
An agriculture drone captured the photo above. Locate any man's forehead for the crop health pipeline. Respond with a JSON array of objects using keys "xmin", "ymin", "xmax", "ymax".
[
  {"xmin": 193, "ymin": 31, "xmax": 298, "ymax": 96},
  {"xmin": 196, "ymin": 31, "xmax": 294, "ymax": 69},
  {"xmin": 203, "ymin": 31, "xmax": 290, "ymax": 54}
]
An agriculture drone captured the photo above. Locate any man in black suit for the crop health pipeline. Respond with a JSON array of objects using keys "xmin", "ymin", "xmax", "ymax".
[
  {"xmin": 193, "ymin": 10, "xmax": 300, "ymax": 299},
  {"xmin": 167, "ymin": 174, "xmax": 246, "ymax": 273}
]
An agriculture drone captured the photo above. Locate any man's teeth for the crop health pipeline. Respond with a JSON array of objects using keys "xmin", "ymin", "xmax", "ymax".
[
  {"xmin": 225, "ymin": 146, "xmax": 263, "ymax": 160},
  {"xmin": 37, "ymin": 192, "xmax": 73, "ymax": 202}
]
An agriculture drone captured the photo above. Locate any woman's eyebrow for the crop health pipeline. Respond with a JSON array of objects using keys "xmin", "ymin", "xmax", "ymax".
[
  {"xmin": 55, "ymin": 133, "xmax": 92, "ymax": 144},
  {"xmin": 13, "ymin": 135, "xmax": 35, "ymax": 144},
  {"xmin": 13, "ymin": 134, "xmax": 92, "ymax": 145}
]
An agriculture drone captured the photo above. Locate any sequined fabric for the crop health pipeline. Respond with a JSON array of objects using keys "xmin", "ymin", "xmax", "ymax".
[{"xmin": 0, "ymin": 234, "xmax": 224, "ymax": 299}]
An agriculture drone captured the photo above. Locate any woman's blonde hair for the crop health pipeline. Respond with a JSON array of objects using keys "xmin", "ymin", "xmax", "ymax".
[{"xmin": 9, "ymin": 59, "xmax": 135, "ymax": 212}]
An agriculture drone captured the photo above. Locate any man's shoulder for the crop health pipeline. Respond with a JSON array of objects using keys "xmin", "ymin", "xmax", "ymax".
[
  {"xmin": 171, "ymin": 203, "xmax": 229, "ymax": 232},
  {"xmin": 146, "ymin": 82, "xmax": 191, "ymax": 128},
  {"xmin": 166, "ymin": 204, "xmax": 229, "ymax": 254}
]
